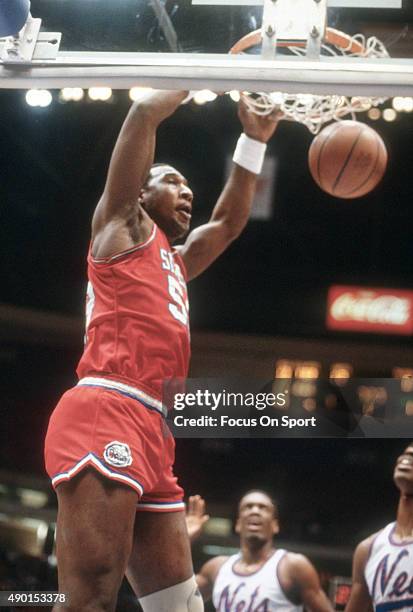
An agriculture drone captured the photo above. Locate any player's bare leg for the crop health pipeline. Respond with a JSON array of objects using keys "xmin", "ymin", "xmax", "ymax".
[
  {"xmin": 53, "ymin": 469, "xmax": 139, "ymax": 612},
  {"xmin": 126, "ymin": 511, "xmax": 202, "ymax": 610}
]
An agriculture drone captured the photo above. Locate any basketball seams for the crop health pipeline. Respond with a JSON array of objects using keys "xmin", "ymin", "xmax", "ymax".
[
  {"xmin": 332, "ymin": 126, "xmax": 364, "ymax": 196},
  {"xmin": 343, "ymin": 133, "xmax": 383, "ymax": 198},
  {"xmin": 315, "ymin": 122, "xmax": 343, "ymax": 189}
]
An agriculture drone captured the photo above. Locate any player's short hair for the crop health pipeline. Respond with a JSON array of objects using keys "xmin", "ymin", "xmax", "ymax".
[
  {"xmin": 238, "ymin": 489, "xmax": 279, "ymax": 520},
  {"xmin": 143, "ymin": 163, "xmax": 170, "ymax": 187}
]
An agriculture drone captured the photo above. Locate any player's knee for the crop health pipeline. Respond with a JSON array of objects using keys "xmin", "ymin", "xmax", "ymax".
[
  {"xmin": 139, "ymin": 576, "xmax": 204, "ymax": 612},
  {"xmin": 71, "ymin": 553, "xmax": 126, "ymax": 594},
  {"xmin": 57, "ymin": 567, "xmax": 120, "ymax": 612}
]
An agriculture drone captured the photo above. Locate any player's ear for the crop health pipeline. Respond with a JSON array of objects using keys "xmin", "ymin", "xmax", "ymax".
[
  {"xmin": 272, "ymin": 518, "xmax": 280, "ymax": 536},
  {"xmin": 235, "ymin": 518, "xmax": 241, "ymax": 535}
]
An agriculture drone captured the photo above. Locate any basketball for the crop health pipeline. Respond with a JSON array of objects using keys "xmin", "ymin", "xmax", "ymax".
[{"xmin": 308, "ymin": 120, "xmax": 388, "ymax": 199}]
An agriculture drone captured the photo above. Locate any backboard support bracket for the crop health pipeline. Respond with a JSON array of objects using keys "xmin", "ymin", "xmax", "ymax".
[
  {"xmin": 0, "ymin": 15, "xmax": 61, "ymax": 63},
  {"xmin": 261, "ymin": 0, "xmax": 327, "ymax": 60}
]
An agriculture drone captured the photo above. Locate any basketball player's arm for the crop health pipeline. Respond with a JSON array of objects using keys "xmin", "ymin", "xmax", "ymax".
[
  {"xmin": 283, "ymin": 554, "xmax": 334, "ymax": 612},
  {"xmin": 91, "ymin": 90, "xmax": 188, "ymax": 255},
  {"xmin": 178, "ymin": 98, "xmax": 281, "ymax": 280},
  {"xmin": 195, "ymin": 556, "xmax": 227, "ymax": 602},
  {"xmin": 345, "ymin": 538, "xmax": 374, "ymax": 612}
]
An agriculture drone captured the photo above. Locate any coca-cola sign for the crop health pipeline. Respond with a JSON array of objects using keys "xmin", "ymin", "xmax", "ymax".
[{"xmin": 327, "ymin": 286, "xmax": 413, "ymax": 335}]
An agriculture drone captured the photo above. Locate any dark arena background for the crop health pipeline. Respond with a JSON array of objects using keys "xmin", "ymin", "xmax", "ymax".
[{"xmin": 0, "ymin": 0, "xmax": 413, "ymax": 610}]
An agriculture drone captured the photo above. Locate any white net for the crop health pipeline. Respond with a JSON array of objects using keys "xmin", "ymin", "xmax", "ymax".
[{"xmin": 242, "ymin": 33, "xmax": 389, "ymax": 134}]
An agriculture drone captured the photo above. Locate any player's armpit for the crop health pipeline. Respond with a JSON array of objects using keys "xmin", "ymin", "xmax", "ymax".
[
  {"xmin": 177, "ymin": 219, "xmax": 237, "ymax": 281},
  {"xmin": 195, "ymin": 556, "xmax": 228, "ymax": 602},
  {"xmin": 195, "ymin": 572, "xmax": 211, "ymax": 601},
  {"xmin": 281, "ymin": 553, "xmax": 334, "ymax": 612},
  {"xmin": 345, "ymin": 538, "xmax": 375, "ymax": 612},
  {"xmin": 345, "ymin": 583, "xmax": 374, "ymax": 612}
]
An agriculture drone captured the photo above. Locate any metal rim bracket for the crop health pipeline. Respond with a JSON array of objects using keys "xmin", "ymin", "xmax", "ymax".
[
  {"xmin": 261, "ymin": 0, "xmax": 327, "ymax": 60},
  {"xmin": 0, "ymin": 15, "xmax": 61, "ymax": 63}
]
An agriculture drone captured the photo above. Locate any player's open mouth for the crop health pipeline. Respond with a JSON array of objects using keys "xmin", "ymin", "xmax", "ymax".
[
  {"xmin": 176, "ymin": 204, "xmax": 192, "ymax": 221},
  {"xmin": 246, "ymin": 521, "xmax": 263, "ymax": 529},
  {"xmin": 396, "ymin": 458, "xmax": 413, "ymax": 472},
  {"xmin": 177, "ymin": 210, "xmax": 191, "ymax": 221}
]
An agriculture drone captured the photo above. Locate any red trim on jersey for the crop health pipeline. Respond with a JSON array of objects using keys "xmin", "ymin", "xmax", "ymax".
[
  {"xmin": 137, "ymin": 501, "xmax": 185, "ymax": 513},
  {"xmin": 51, "ymin": 453, "xmax": 144, "ymax": 496}
]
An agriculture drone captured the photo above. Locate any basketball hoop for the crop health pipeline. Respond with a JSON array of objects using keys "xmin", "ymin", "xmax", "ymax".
[{"xmin": 230, "ymin": 28, "xmax": 389, "ymax": 134}]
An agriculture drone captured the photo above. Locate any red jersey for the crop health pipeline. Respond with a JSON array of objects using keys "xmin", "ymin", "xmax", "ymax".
[{"xmin": 76, "ymin": 224, "xmax": 190, "ymax": 411}]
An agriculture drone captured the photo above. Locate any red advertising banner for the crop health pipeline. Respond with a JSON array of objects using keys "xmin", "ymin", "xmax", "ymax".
[{"xmin": 327, "ymin": 286, "xmax": 413, "ymax": 335}]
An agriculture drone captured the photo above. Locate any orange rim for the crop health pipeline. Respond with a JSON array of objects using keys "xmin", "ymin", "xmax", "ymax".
[{"xmin": 229, "ymin": 27, "xmax": 366, "ymax": 55}]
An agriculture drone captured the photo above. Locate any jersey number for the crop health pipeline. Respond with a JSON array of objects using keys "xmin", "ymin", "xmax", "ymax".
[{"xmin": 168, "ymin": 275, "xmax": 189, "ymax": 326}]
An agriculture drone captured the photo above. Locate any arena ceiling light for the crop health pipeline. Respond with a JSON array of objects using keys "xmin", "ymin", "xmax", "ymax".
[
  {"xmin": 25, "ymin": 89, "xmax": 52, "ymax": 107},
  {"xmin": 383, "ymin": 107, "xmax": 397, "ymax": 121},
  {"xmin": 228, "ymin": 91, "xmax": 240, "ymax": 102},
  {"xmin": 392, "ymin": 96, "xmax": 413, "ymax": 112},
  {"xmin": 88, "ymin": 87, "xmax": 112, "ymax": 101},
  {"xmin": 129, "ymin": 87, "xmax": 152, "ymax": 102},
  {"xmin": 60, "ymin": 87, "xmax": 84, "ymax": 102},
  {"xmin": 403, "ymin": 98, "xmax": 413, "ymax": 112},
  {"xmin": 193, "ymin": 90, "xmax": 217, "ymax": 105},
  {"xmin": 367, "ymin": 107, "xmax": 381, "ymax": 120}
]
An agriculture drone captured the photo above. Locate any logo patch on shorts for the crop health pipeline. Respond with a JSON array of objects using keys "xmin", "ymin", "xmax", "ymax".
[{"xmin": 103, "ymin": 441, "xmax": 133, "ymax": 467}]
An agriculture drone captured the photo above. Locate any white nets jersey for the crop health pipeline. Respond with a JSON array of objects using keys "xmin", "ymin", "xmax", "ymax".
[
  {"xmin": 212, "ymin": 549, "xmax": 303, "ymax": 612},
  {"xmin": 365, "ymin": 522, "xmax": 413, "ymax": 611}
]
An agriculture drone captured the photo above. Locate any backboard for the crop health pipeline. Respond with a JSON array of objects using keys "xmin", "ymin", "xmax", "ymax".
[{"xmin": 0, "ymin": 0, "xmax": 411, "ymax": 96}]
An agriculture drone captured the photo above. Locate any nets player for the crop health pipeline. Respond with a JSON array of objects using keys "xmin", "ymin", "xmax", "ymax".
[
  {"xmin": 44, "ymin": 90, "xmax": 280, "ymax": 611},
  {"xmin": 190, "ymin": 491, "xmax": 333, "ymax": 611},
  {"xmin": 345, "ymin": 442, "xmax": 413, "ymax": 612}
]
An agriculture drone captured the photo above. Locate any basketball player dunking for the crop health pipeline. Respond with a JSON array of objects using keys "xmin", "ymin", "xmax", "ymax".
[
  {"xmin": 189, "ymin": 491, "xmax": 333, "ymax": 611},
  {"xmin": 43, "ymin": 90, "xmax": 280, "ymax": 611},
  {"xmin": 345, "ymin": 442, "xmax": 413, "ymax": 612}
]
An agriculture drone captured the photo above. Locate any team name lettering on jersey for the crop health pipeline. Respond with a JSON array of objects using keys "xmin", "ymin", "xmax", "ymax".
[
  {"xmin": 160, "ymin": 248, "xmax": 189, "ymax": 326},
  {"xmin": 217, "ymin": 584, "xmax": 270, "ymax": 612},
  {"xmin": 213, "ymin": 551, "xmax": 302, "ymax": 612},
  {"xmin": 372, "ymin": 550, "xmax": 413, "ymax": 601}
]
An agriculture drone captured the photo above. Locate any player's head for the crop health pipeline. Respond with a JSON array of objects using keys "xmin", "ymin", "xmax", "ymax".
[
  {"xmin": 235, "ymin": 490, "xmax": 279, "ymax": 547},
  {"xmin": 139, "ymin": 163, "xmax": 193, "ymax": 242},
  {"xmin": 394, "ymin": 442, "xmax": 413, "ymax": 496}
]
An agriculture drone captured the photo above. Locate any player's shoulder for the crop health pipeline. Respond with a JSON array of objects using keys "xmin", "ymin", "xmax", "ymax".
[
  {"xmin": 357, "ymin": 532, "xmax": 379, "ymax": 550},
  {"xmin": 282, "ymin": 551, "xmax": 314, "ymax": 571},
  {"xmin": 354, "ymin": 530, "xmax": 383, "ymax": 562},
  {"xmin": 352, "ymin": 528, "xmax": 388, "ymax": 578},
  {"xmin": 278, "ymin": 551, "xmax": 319, "ymax": 586},
  {"xmin": 278, "ymin": 551, "xmax": 321, "ymax": 597},
  {"xmin": 199, "ymin": 555, "xmax": 230, "ymax": 581}
]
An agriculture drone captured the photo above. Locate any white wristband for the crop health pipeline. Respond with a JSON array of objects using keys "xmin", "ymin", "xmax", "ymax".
[
  {"xmin": 232, "ymin": 133, "xmax": 267, "ymax": 175},
  {"xmin": 181, "ymin": 91, "xmax": 196, "ymax": 105}
]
